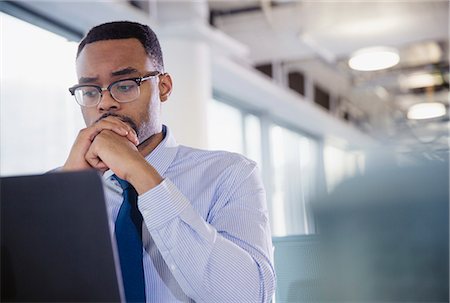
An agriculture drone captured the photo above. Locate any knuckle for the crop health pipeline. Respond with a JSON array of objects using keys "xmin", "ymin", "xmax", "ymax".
[
  {"xmin": 78, "ymin": 128, "xmax": 88, "ymax": 135},
  {"xmin": 78, "ymin": 128, "xmax": 91, "ymax": 139},
  {"xmin": 103, "ymin": 116, "xmax": 120, "ymax": 124},
  {"xmin": 102, "ymin": 129, "xmax": 114, "ymax": 135},
  {"xmin": 94, "ymin": 120, "xmax": 108, "ymax": 128},
  {"xmin": 97, "ymin": 129, "xmax": 113, "ymax": 140}
]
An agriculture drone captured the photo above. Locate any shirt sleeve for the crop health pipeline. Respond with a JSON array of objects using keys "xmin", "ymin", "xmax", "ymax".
[{"xmin": 137, "ymin": 161, "xmax": 276, "ymax": 303}]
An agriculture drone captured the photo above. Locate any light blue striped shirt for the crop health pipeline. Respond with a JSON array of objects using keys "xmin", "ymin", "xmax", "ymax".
[{"xmin": 103, "ymin": 126, "xmax": 276, "ymax": 303}]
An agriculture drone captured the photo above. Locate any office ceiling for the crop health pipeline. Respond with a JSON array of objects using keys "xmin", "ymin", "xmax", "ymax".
[{"xmin": 208, "ymin": 1, "xmax": 449, "ymax": 158}]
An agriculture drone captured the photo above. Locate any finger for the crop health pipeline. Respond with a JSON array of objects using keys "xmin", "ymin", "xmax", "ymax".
[
  {"xmin": 101, "ymin": 117, "xmax": 139, "ymax": 145},
  {"xmin": 93, "ymin": 159, "xmax": 109, "ymax": 171},
  {"xmin": 98, "ymin": 117, "xmax": 139, "ymax": 145},
  {"xmin": 87, "ymin": 119, "xmax": 133, "ymax": 141},
  {"xmin": 85, "ymin": 143, "xmax": 104, "ymax": 169},
  {"xmin": 93, "ymin": 117, "xmax": 139, "ymax": 145},
  {"xmin": 126, "ymin": 129, "xmax": 139, "ymax": 145},
  {"xmin": 85, "ymin": 151, "xmax": 108, "ymax": 172}
]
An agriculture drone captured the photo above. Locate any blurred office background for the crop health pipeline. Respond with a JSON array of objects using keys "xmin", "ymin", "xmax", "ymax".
[{"xmin": 1, "ymin": 1, "xmax": 449, "ymax": 301}]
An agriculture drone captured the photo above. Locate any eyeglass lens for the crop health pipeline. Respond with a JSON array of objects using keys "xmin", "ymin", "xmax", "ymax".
[{"xmin": 74, "ymin": 79, "xmax": 140, "ymax": 107}]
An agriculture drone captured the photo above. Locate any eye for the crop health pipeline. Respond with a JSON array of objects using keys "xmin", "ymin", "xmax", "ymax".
[
  {"xmin": 83, "ymin": 89, "xmax": 99, "ymax": 98},
  {"xmin": 75, "ymin": 87, "xmax": 99, "ymax": 99},
  {"xmin": 115, "ymin": 81, "xmax": 137, "ymax": 93},
  {"xmin": 118, "ymin": 85, "xmax": 132, "ymax": 92}
]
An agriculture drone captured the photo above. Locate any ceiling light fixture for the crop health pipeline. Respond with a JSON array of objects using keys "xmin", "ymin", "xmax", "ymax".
[
  {"xmin": 348, "ymin": 46, "xmax": 400, "ymax": 71},
  {"xmin": 399, "ymin": 72, "xmax": 444, "ymax": 90},
  {"xmin": 407, "ymin": 102, "xmax": 446, "ymax": 120}
]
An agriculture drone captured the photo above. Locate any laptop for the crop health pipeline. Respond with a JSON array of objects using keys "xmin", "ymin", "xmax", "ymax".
[{"xmin": 1, "ymin": 170, "xmax": 124, "ymax": 302}]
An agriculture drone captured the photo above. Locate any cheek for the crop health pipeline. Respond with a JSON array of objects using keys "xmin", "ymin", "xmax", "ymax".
[
  {"xmin": 81, "ymin": 108, "xmax": 95, "ymax": 126},
  {"xmin": 137, "ymin": 103, "xmax": 153, "ymax": 125},
  {"xmin": 148, "ymin": 97, "xmax": 161, "ymax": 120},
  {"xmin": 140, "ymin": 94, "xmax": 160, "ymax": 120}
]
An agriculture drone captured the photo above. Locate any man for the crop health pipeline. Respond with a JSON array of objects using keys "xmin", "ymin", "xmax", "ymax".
[{"xmin": 63, "ymin": 21, "xmax": 276, "ymax": 302}]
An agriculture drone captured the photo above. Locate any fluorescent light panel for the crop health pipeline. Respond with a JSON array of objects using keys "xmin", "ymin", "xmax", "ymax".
[
  {"xmin": 407, "ymin": 102, "xmax": 446, "ymax": 120},
  {"xmin": 349, "ymin": 46, "xmax": 400, "ymax": 71}
]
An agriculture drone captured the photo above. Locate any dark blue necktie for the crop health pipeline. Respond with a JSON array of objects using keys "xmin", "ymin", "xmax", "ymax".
[{"xmin": 113, "ymin": 175, "xmax": 146, "ymax": 302}]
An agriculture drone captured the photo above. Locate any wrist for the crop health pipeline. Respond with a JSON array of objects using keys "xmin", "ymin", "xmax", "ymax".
[
  {"xmin": 62, "ymin": 161, "xmax": 90, "ymax": 172},
  {"xmin": 126, "ymin": 158, "xmax": 163, "ymax": 195}
]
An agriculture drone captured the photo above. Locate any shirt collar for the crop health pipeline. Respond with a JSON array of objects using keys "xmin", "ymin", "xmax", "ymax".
[
  {"xmin": 144, "ymin": 124, "xmax": 178, "ymax": 176},
  {"xmin": 103, "ymin": 124, "xmax": 178, "ymax": 180}
]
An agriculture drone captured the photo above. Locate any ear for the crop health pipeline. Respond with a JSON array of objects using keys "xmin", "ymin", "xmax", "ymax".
[{"xmin": 159, "ymin": 73, "xmax": 173, "ymax": 102}]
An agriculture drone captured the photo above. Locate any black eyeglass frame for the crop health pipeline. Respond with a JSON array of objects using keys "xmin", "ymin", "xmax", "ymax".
[{"xmin": 68, "ymin": 71, "xmax": 161, "ymax": 107}]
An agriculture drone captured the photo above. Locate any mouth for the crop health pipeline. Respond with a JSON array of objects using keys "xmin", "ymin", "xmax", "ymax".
[{"xmin": 95, "ymin": 112, "xmax": 139, "ymax": 137}]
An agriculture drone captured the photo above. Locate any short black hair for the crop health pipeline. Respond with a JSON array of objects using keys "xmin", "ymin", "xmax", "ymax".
[{"xmin": 77, "ymin": 21, "xmax": 164, "ymax": 71}]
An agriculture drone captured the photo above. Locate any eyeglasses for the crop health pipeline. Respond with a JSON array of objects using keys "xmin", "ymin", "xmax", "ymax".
[{"xmin": 68, "ymin": 72, "xmax": 160, "ymax": 107}]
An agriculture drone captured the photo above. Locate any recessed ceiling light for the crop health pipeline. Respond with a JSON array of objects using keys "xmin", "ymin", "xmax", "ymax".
[
  {"xmin": 407, "ymin": 102, "xmax": 446, "ymax": 120},
  {"xmin": 348, "ymin": 46, "xmax": 400, "ymax": 71}
]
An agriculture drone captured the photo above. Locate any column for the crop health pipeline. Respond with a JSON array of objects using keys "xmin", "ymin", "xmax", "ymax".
[{"xmin": 157, "ymin": 0, "xmax": 211, "ymax": 149}]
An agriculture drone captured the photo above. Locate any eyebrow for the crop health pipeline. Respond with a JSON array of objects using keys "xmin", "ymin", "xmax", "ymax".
[
  {"xmin": 111, "ymin": 67, "xmax": 138, "ymax": 77},
  {"xmin": 78, "ymin": 76, "xmax": 98, "ymax": 84},
  {"xmin": 78, "ymin": 67, "xmax": 139, "ymax": 84}
]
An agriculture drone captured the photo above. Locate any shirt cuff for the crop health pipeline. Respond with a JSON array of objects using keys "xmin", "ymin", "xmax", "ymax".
[{"xmin": 138, "ymin": 178, "xmax": 190, "ymax": 230}]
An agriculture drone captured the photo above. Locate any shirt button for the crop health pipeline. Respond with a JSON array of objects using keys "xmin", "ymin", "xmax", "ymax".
[{"xmin": 170, "ymin": 264, "xmax": 176, "ymax": 271}]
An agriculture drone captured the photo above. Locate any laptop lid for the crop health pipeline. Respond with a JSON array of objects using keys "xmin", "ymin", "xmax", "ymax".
[{"xmin": 1, "ymin": 170, "xmax": 124, "ymax": 302}]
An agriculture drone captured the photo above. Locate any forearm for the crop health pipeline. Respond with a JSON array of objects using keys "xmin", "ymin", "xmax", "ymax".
[
  {"xmin": 151, "ymin": 219, "xmax": 273, "ymax": 302},
  {"xmin": 138, "ymin": 179, "xmax": 276, "ymax": 302}
]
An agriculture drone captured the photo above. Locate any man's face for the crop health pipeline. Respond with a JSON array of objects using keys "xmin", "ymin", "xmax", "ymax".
[{"xmin": 76, "ymin": 38, "xmax": 168, "ymax": 142}]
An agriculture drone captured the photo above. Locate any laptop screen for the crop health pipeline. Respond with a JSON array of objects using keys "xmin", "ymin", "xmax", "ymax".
[{"xmin": 1, "ymin": 170, "xmax": 123, "ymax": 302}]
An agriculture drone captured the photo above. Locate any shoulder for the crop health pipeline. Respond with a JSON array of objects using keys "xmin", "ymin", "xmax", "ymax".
[
  {"xmin": 180, "ymin": 145, "xmax": 255, "ymax": 165},
  {"xmin": 173, "ymin": 145, "xmax": 259, "ymax": 179}
]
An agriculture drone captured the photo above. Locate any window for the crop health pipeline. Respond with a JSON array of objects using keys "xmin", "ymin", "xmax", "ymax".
[
  {"xmin": 208, "ymin": 97, "xmax": 321, "ymax": 236},
  {"xmin": 314, "ymin": 84, "xmax": 330, "ymax": 110},
  {"xmin": 323, "ymin": 145, "xmax": 365, "ymax": 192},
  {"xmin": 255, "ymin": 63, "xmax": 273, "ymax": 79},
  {"xmin": 288, "ymin": 71, "xmax": 305, "ymax": 96},
  {"xmin": 207, "ymin": 99, "xmax": 244, "ymax": 154},
  {"xmin": 0, "ymin": 13, "xmax": 84, "ymax": 176},
  {"xmin": 244, "ymin": 114, "xmax": 262, "ymax": 167},
  {"xmin": 269, "ymin": 125, "xmax": 319, "ymax": 236}
]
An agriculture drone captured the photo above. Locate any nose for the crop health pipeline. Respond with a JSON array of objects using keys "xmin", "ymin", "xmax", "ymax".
[{"xmin": 97, "ymin": 90, "xmax": 120, "ymax": 112}]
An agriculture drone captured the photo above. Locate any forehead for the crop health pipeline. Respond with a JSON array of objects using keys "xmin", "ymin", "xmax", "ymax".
[{"xmin": 76, "ymin": 38, "xmax": 153, "ymax": 76}]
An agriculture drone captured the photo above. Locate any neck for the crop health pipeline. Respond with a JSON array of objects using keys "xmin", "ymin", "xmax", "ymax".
[{"xmin": 137, "ymin": 131, "xmax": 164, "ymax": 158}]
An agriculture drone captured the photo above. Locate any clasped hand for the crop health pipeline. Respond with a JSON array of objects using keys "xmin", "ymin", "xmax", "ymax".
[
  {"xmin": 63, "ymin": 116, "xmax": 141, "ymax": 177},
  {"xmin": 63, "ymin": 116, "xmax": 163, "ymax": 194}
]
